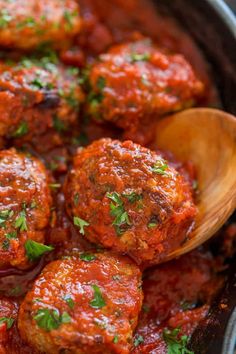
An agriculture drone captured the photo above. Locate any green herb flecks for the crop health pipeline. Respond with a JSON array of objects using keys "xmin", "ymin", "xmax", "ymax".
[
  {"xmin": 0, "ymin": 9, "xmax": 12, "ymax": 29},
  {"xmin": 130, "ymin": 52, "xmax": 150, "ymax": 63},
  {"xmin": 15, "ymin": 209, "xmax": 27, "ymax": 232},
  {"xmin": 25, "ymin": 240, "xmax": 54, "ymax": 262},
  {"xmin": 64, "ymin": 295, "xmax": 75, "ymax": 310},
  {"xmin": 163, "ymin": 328, "xmax": 194, "ymax": 354},
  {"xmin": 113, "ymin": 334, "xmax": 119, "ymax": 344},
  {"xmin": 34, "ymin": 309, "xmax": 71, "ymax": 332},
  {"xmin": 12, "ymin": 121, "xmax": 28, "ymax": 138},
  {"xmin": 134, "ymin": 335, "xmax": 144, "ymax": 347},
  {"xmin": 90, "ymin": 285, "xmax": 106, "ymax": 309},
  {"xmin": 122, "ymin": 191, "xmax": 143, "ymax": 204},
  {"xmin": 73, "ymin": 217, "xmax": 89, "ymax": 235},
  {"xmin": 152, "ymin": 160, "xmax": 169, "ymax": 176},
  {"xmin": 0, "ymin": 317, "xmax": 14, "ymax": 329},
  {"xmin": 107, "ymin": 192, "xmax": 131, "ymax": 235},
  {"xmin": 0, "ymin": 209, "xmax": 13, "ymax": 228},
  {"xmin": 80, "ymin": 253, "xmax": 97, "ymax": 262}
]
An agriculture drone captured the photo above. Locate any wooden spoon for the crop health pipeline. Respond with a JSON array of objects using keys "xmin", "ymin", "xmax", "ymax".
[{"xmin": 155, "ymin": 108, "xmax": 236, "ymax": 261}]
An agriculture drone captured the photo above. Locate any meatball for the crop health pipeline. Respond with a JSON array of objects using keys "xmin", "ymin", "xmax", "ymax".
[
  {"xmin": 86, "ymin": 39, "xmax": 204, "ymax": 141},
  {"xmin": 18, "ymin": 252, "xmax": 143, "ymax": 354},
  {"xmin": 0, "ymin": 0, "xmax": 81, "ymax": 50},
  {"xmin": 0, "ymin": 61, "xmax": 84, "ymax": 148},
  {"xmin": 0, "ymin": 298, "xmax": 18, "ymax": 353},
  {"xmin": 0, "ymin": 149, "xmax": 52, "ymax": 269},
  {"xmin": 64, "ymin": 138, "xmax": 197, "ymax": 266}
]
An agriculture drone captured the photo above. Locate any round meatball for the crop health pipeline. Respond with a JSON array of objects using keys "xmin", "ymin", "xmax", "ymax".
[
  {"xmin": 0, "ymin": 0, "xmax": 81, "ymax": 50},
  {"xmin": 86, "ymin": 39, "xmax": 204, "ymax": 141},
  {"xmin": 64, "ymin": 138, "xmax": 197, "ymax": 266},
  {"xmin": 0, "ymin": 298, "xmax": 18, "ymax": 353},
  {"xmin": 0, "ymin": 149, "xmax": 52, "ymax": 269},
  {"xmin": 0, "ymin": 61, "xmax": 84, "ymax": 148},
  {"xmin": 18, "ymin": 252, "xmax": 143, "ymax": 354}
]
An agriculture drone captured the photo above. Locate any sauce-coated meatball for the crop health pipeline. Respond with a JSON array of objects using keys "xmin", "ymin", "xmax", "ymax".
[
  {"xmin": 0, "ymin": 0, "xmax": 81, "ymax": 50},
  {"xmin": 18, "ymin": 252, "xmax": 143, "ymax": 354},
  {"xmin": 0, "ymin": 149, "xmax": 52, "ymax": 269},
  {"xmin": 0, "ymin": 61, "xmax": 84, "ymax": 147},
  {"xmin": 86, "ymin": 39, "xmax": 204, "ymax": 141},
  {"xmin": 0, "ymin": 298, "xmax": 18, "ymax": 353},
  {"xmin": 64, "ymin": 138, "xmax": 197, "ymax": 266}
]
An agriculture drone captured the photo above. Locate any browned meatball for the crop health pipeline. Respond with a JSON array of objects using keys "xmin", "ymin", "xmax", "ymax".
[
  {"xmin": 0, "ymin": 298, "xmax": 18, "ymax": 353},
  {"xmin": 18, "ymin": 252, "xmax": 143, "ymax": 354},
  {"xmin": 0, "ymin": 149, "xmax": 52, "ymax": 269},
  {"xmin": 64, "ymin": 138, "xmax": 197, "ymax": 267},
  {"xmin": 0, "ymin": 60, "xmax": 84, "ymax": 148},
  {"xmin": 0, "ymin": 0, "xmax": 81, "ymax": 50},
  {"xmin": 86, "ymin": 39, "xmax": 204, "ymax": 142}
]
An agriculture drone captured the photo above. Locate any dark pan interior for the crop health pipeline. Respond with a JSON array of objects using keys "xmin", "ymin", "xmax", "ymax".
[{"xmin": 152, "ymin": 1, "xmax": 236, "ymax": 353}]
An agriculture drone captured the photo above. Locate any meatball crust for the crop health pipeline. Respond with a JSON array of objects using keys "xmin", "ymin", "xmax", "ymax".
[
  {"xmin": 0, "ymin": 61, "xmax": 84, "ymax": 146},
  {"xmin": 18, "ymin": 252, "xmax": 143, "ymax": 354},
  {"xmin": 64, "ymin": 138, "xmax": 197, "ymax": 266},
  {"xmin": 0, "ymin": 0, "xmax": 81, "ymax": 50},
  {"xmin": 0, "ymin": 149, "xmax": 52, "ymax": 269},
  {"xmin": 86, "ymin": 39, "xmax": 204, "ymax": 138}
]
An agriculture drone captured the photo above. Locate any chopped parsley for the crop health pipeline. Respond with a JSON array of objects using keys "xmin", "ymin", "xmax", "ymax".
[
  {"xmin": 90, "ymin": 285, "xmax": 106, "ymax": 309},
  {"xmin": 53, "ymin": 115, "xmax": 66, "ymax": 133},
  {"xmin": 152, "ymin": 160, "xmax": 169, "ymax": 176},
  {"xmin": 163, "ymin": 328, "xmax": 193, "ymax": 354},
  {"xmin": 0, "ymin": 317, "xmax": 14, "ymax": 329},
  {"xmin": 80, "ymin": 253, "xmax": 97, "ymax": 262},
  {"xmin": 15, "ymin": 210, "xmax": 27, "ymax": 232},
  {"xmin": 64, "ymin": 295, "xmax": 75, "ymax": 310},
  {"xmin": 0, "ymin": 209, "xmax": 13, "ymax": 228},
  {"xmin": 113, "ymin": 334, "xmax": 119, "ymax": 344},
  {"xmin": 64, "ymin": 10, "xmax": 78, "ymax": 30},
  {"xmin": 6, "ymin": 231, "xmax": 17, "ymax": 240},
  {"xmin": 148, "ymin": 222, "xmax": 157, "ymax": 229},
  {"xmin": 134, "ymin": 335, "xmax": 144, "ymax": 347},
  {"xmin": 34, "ymin": 309, "xmax": 71, "ymax": 332},
  {"xmin": 96, "ymin": 76, "xmax": 106, "ymax": 90},
  {"xmin": 73, "ymin": 217, "xmax": 89, "ymax": 235},
  {"xmin": 12, "ymin": 121, "xmax": 28, "ymax": 138},
  {"xmin": 130, "ymin": 52, "xmax": 150, "ymax": 63},
  {"xmin": 0, "ymin": 9, "xmax": 12, "ymax": 28},
  {"xmin": 122, "ymin": 191, "xmax": 143, "ymax": 204},
  {"xmin": 107, "ymin": 192, "xmax": 131, "ymax": 235},
  {"xmin": 25, "ymin": 240, "xmax": 54, "ymax": 262}
]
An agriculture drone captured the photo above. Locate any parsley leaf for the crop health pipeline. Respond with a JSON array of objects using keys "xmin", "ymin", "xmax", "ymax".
[
  {"xmin": 64, "ymin": 295, "xmax": 75, "ymax": 310},
  {"xmin": 73, "ymin": 217, "xmax": 89, "ymax": 235},
  {"xmin": 130, "ymin": 52, "xmax": 150, "ymax": 63},
  {"xmin": 90, "ymin": 285, "xmax": 106, "ymax": 309},
  {"xmin": 134, "ymin": 335, "xmax": 144, "ymax": 347},
  {"xmin": 113, "ymin": 334, "xmax": 119, "ymax": 344},
  {"xmin": 0, "ymin": 209, "xmax": 13, "ymax": 228},
  {"xmin": 34, "ymin": 309, "xmax": 60, "ymax": 331},
  {"xmin": 12, "ymin": 121, "xmax": 28, "ymax": 138},
  {"xmin": 152, "ymin": 160, "xmax": 169, "ymax": 176},
  {"xmin": 122, "ymin": 191, "xmax": 143, "ymax": 203},
  {"xmin": 80, "ymin": 253, "xmax": 97, "ymax": 262},
  {"xmin": 15, "ymin": 210, "xmax": 27, "ymax": 231},
  {"xmin": 25, "ymin": 240, "xmax": 54, "ymax": 261},
  {"xmin": 163, "ymin": 328, "xmax": 194, "ymax": 354},
  {"xmin": 107, "ymin": 192, "xmax": 131, "ymax": 235},
  {"xmin": 0, "ymin": 317, "xmax": 14, "ymax": 329}
]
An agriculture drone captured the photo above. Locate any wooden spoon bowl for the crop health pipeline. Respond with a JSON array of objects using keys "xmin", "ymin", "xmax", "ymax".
[{"xmin": 155, "ymin": 108, "xmax": 236, "ymax": 261}]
